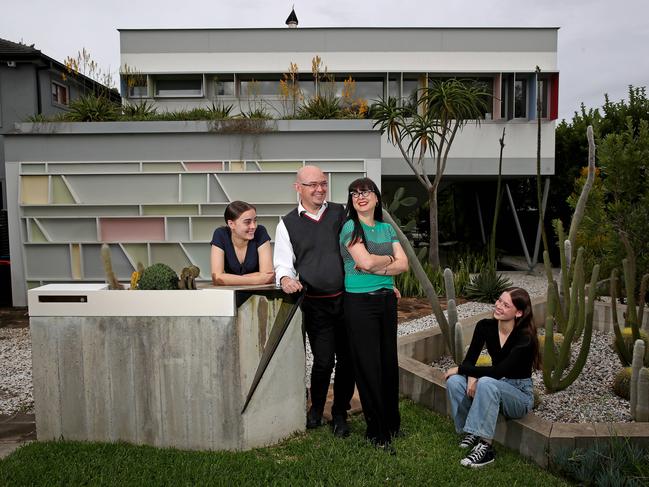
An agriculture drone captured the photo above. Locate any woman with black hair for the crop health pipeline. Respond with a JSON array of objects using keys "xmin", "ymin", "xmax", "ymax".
[
  {"xmin": 444, "ymin": 287, "xmax": 541, "ymax": 468},
  {"xmin": 210, "ymin": 200, "xmax": 274, "ymax": 285},
  {"xmin": 339, "ymin": 177, "xmax": 409, "ymax": 450}
]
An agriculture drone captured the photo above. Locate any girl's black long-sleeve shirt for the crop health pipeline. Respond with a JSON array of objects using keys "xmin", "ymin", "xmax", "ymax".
[{"xmin": 458, "ymin": 318, "xmax": 534, "ymax": 379}]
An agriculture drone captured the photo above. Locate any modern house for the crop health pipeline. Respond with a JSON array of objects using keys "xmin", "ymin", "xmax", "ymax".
[
  {"xmin": 0, "ymin": 38, "xmax": 120, "ymax": 305},
  {"xmin": 5, "ymin": 26, "xmax": 558, "ymax": 306},
  {"xmin": 118, "ymin": 26, "xmax": 558, "ymax": 181}
]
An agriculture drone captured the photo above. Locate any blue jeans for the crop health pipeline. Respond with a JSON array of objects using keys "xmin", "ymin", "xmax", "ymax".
[{"xmin": 446, "ymin": 375, "xmax": 534, "ymax": 440}]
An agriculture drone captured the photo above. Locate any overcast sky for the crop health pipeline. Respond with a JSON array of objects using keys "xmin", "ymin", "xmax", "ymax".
[{"xmin": 3, "ymin": 0, "xmax": 648, "ymax": 121}]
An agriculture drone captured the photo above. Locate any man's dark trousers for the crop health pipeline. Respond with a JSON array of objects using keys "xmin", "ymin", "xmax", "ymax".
[{"xmin": 302, "ymin": 294, "xmax": 355, "ymax": 417}]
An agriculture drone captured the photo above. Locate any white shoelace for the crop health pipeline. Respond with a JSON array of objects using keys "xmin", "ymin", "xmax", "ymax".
[{"xmin": 465, "ymin": 442, "xmax": 488, "ymax": 463}]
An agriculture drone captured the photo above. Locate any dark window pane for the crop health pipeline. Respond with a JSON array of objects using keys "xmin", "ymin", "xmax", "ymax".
[{"xmin": 514, "ymin": 79, "xmax": 526, "ymax": 118}]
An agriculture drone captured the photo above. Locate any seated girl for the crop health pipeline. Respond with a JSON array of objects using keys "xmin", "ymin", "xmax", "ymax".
[
  {"xmin": 210, "ymin": 201, "xmax": 274, "ymax": 286},
  {"xmin": 444, "ymin": 287, "xmax": 540, "ymax": 468}
]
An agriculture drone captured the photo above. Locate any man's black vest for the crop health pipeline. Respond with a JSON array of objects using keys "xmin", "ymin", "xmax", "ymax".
[{"xmin": 282, "ymin": 203, "xmax": 345, "ymax": 295}]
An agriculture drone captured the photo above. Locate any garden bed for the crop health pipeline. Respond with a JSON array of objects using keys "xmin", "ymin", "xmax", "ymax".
[{"xmin": 397, "ymin": 297, "xmax": 649, "ymax": 467}]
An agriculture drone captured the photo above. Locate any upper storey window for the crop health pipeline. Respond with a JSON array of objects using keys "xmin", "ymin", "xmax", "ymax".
[
  {"xmin": 51, "ymin": 81, "xmax": 69, "ymax": 106},
  {"xmin": 154, "ymin": 76, "xmax": 203, "ymax": 97}
]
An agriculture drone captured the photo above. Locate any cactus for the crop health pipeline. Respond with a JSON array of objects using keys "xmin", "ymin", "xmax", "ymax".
[
  {"xmin": 612, "ymin": 367, "xmax": 632, "ymax": 400},
  {"xmin": 542, "ymin": 244, "xmax": 600, "ymax": 393},
  {"xmin": 610, "ymin": 245, "xmax": 649, "ymax": 366},
  {"xmin": 178, "ymin": 265, "xmax": 200, "ymax": 290},
  {"xmin": 631, "ymin": 339, "xmax": 645, "ymax": 420},
  {"xmin": 101, "ymin": 243, "xmax": 124, "ymax": 290},
  {"xmin": 443, "ymin": 267, "xmax": 465, "ymax": 364},
  {"xmin": 382, "ymin": 208, "xmax": 454, "ymax": 356},
  {"xmin": 137, "ymin": 263, "xmax": 179, "ymax": 290},
  {"xmin": 637, "ymin": 368, "xmax": 649, "ymax": 422}
]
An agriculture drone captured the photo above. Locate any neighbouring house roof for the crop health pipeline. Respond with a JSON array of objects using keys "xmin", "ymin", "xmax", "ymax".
[
  {"xmin": 0, "ymin": 38, "xmax": 41, "ymax": 58},
  {"xmin": 0, "ymin": 37, "xmax": 120, "ymax": 102}
]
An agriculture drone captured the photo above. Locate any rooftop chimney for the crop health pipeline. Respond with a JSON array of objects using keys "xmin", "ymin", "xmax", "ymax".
[{"xmin": 285, "ymin": 7, "xmax": 298, "ymax": 28}]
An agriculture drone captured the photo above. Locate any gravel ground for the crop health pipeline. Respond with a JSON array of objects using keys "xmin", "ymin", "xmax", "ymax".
[
  {"xmin": 0, "ymin": 328, "xmax": 33, "ymax": 416},
  {"xmin": 0, "ymin": 271, "xmax": 632, "ymax": 422}
]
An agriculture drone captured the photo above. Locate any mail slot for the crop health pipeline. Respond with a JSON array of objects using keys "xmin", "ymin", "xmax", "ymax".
[{"xmin": 38, "ymin": 295, "xmax": 87, "ymax": 303}]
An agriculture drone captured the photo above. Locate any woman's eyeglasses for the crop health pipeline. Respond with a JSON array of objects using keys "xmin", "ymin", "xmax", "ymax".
[{"xmin": 350, "ymin": 190, "xmax": 374, "ymax": 199}]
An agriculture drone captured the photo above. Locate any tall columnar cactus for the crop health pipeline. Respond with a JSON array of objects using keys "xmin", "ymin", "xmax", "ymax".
[
  {"xmin": 444, "ymin": 267, "xmax": 464, "ymax": 364},
  {"xmin": 637, "ymin": 369, "xmax": 649, "ymax": 422},
  {"xmin": 101, "ymin": 243, "xmax": 124, "ymax": 290},
  {"xmin": 542, "ymin": 243, "xmax": 600, "ymax": 393},
  {"xmin": 631, "ymin": 339, "xmax": 645, "ymax": 419},
  {"xmin": 610, "ymin": 251, "xmax": 649, "ymax": 366},
  {"xmin": 382, "ymin": 208, "xmax": 454, "ymax": 355}
]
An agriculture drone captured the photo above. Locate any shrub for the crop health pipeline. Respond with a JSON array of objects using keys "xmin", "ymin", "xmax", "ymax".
[
  {"xmin": 206, "ymin": 102, "xmax": 234, "ymax": 119},
  {"xmin": 299, "ymin": 95, "xmax": 341, "ymax": 119},
  {"xmin": 612, "ymin": 367, "xmax": 632, "ymax": 400},
  {"xmin": 121, "ymin": 100, "xmax": 157, "ymax": 119},
  {"xmin": 137, "ymin": 263, "xmax": 179, "ymax": 290},
  {"xmin": 66, "ymin": 94, "xmax": 120, "ymax": 121},
  {"xmin": 551, "ymin": 437, "xmax": 649, "ymax": 486},
  {"xmin": 242, "ymin": 107, "xmax": 272, "ymax": 120},
  {"xmin": 464, "ymin": 268, "xmax": 512, "ymax": 303}
]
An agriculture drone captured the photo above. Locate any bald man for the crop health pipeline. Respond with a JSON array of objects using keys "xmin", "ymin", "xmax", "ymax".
[{"xmin": 274, "ymin": 165, "xmax": 355, "ymax": 438}]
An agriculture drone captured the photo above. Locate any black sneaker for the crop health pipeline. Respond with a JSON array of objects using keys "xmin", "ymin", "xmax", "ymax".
[
  {"xmin": 306, "ymin": 408, "xmax": 323, "ymax": 429},
  {"xmin": 459, "ymin": 433, "xmax": 480, "ymax": 449},
  {"xmin": 330, "ymin": 414, "xmax": 350, "ymax": 438},
  {"xmin": 460, "ymin": 440, "xmax": 495, "ymax": 468}
]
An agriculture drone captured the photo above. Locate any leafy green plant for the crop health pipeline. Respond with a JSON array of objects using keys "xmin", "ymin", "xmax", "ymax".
[
  {"xmin": 121, "ymin": 99, "xmax": 158, "ymax": 119},
  {"xmin": 373, "ymin": 78, "xmax": 491, "ymax": 267},
  {"xmin": 464, "ymin": 268, "xmax": 512, "ymax": 303},
  {"xmin": 206, "ymin": 101, "xmax": 234, "ymax": 119},
  {"xmin": 299, "ymin": 95, "xmax": 341, "ymax": 119},
  {"xmin": 551, "ymin": 437, "xmax": 649, "ymax": 486},
  {"xmin": 242, "ymin": 108, "xmax": 273, "ymax": 120},
  {"xmin": 386, "ymin": 187, "xmax": 418, "ymax": 234},
  {"xmin": 137, "ymin": 263, "xmax": 179, "ymax": 290},
  {"xmin": 66, "ymin": 94, "xmax": 120, "ymax": 122}
]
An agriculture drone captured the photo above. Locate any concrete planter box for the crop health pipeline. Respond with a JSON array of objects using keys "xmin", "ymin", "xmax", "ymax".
[
  {"xmin": 28, "ymin": 284, "xmax": 305, "ymax": 451},
  {"xmin": 398, "ymin": 296, "xmax": 649, "ymax": 468}
]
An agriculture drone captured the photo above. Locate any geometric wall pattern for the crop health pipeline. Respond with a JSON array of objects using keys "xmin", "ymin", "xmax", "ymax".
[{"xmin": 18, "ymin": 159, "xmax": 366, "ymax": 287}]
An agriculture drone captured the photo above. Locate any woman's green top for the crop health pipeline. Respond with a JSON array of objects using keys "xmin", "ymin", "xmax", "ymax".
[{"xmin": 339, "ymin": 219, "xmax": 397, "ymax": 293}]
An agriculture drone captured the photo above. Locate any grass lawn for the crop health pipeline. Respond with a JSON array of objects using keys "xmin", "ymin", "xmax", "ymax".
[{"xmin": 0, "ymin": 400, "xmax": 570, "ymax": 486}]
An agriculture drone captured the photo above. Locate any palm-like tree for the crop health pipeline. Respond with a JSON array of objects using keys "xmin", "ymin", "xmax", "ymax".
[{"xmin": 374, "ymin": 78, "xmax": 490, "ymax": 267}]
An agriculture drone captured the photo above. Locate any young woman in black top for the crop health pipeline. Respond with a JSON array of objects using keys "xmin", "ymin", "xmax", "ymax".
[
  {"xmin": 210, "ymin": 201, "xmax": 274, "ymax": 285},
  {"xmin": 444, "ymin": 287, "xmax": 540, "ymax": 468}
]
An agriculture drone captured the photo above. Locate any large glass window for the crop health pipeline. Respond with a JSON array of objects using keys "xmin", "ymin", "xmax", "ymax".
[
  {"xmin": 349, "ymin": 79, "xmax": 384, "ymax": 103},
  {"xmin": 128, "ymin": 85, "xmax": 147, "ymax": 97},
  {"xmin": 388, "ymin": 76, "xmax": 399, "ymax": 100},
  {"xmin": 514, "ymin": 79, "xmax": 527, "ymax": 118},
  {"xmin": 214, "ymin": 76, "xmax": 235, "ymax": 96},
  {"xmin": 239, "ymin": 77, "xmax": 280, "ymax": 97},
  {"xmin": 154, "ymin": 76, "xmax": 202, "ymax": 97},
  {"xmin": 403, "ymin": 78, "xmax": 419, "ymax": 111}
]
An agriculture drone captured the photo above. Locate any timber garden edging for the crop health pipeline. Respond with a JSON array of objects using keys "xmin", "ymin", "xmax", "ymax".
[{"xmin": 397, "ymin": 298, "xmax": 649, "ymax": 468}]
